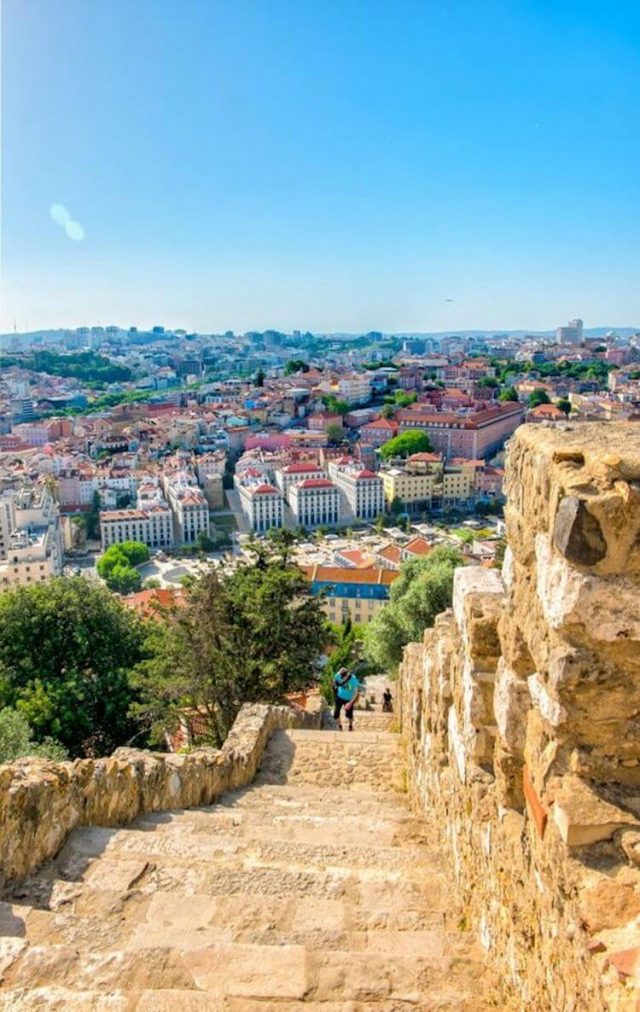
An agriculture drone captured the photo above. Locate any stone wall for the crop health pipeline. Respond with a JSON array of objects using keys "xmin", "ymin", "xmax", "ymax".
[
  {"xmin": 0, "ymin": 701, "xmax": 322, "ymax": 888},
  {"xmin": 398, "ymin": 422, "xmax": 640, "ymax": 1011}
]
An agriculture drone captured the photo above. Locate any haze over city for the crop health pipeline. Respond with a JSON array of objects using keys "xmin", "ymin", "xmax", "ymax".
[{"xmin": 3, "ymin": 0, "xmax": 640, "ymax": 333}]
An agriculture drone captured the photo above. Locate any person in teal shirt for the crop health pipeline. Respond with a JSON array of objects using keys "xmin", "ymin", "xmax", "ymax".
[{"xmin": 332, "ymin": 666, "xmax": 363, "ymax": 731}]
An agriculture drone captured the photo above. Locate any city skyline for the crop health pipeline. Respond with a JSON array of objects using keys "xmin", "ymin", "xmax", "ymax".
[{"xmin": 3, "ymin": 0, "xmax": 640, "ymax": 333}]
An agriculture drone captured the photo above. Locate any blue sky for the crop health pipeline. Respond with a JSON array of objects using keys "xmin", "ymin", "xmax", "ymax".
[{"xmin": 2, "ymin": 0, "xmax": 639, "ymax": 333}]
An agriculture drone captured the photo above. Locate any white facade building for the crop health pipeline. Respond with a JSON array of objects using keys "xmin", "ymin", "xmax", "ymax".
[
  {"xmin": 238, "ymin": 480, "xmax": 284, "ymax": 534},
  {"xmin": 289, "ymin": 478, "xmax": 340, "ymax": 528},
  {"xmin": 338, "ymin": 374, "xmax": 372, "ymax": 406},
  {"xmin": 328, "ymin": 461, "xmax": 385, "ymax": 520},
  {"xmin": 100, "ymin": 504, "xmax": 174, "ymax": 551},
  {"xmin": 0, "ymin": 487, "xmax": 64, "ymax": 588},
  {"xmin": 275, "ymin": 462, "xmax": 327, "ymax": 499},
  {"xmin": 170, "ymin": 485, "xmax": 210, "ymax": 545}
]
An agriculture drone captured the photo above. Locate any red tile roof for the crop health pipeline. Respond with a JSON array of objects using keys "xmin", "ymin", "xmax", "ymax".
[
  {"xmin": 377, "ymin": 544, "xmax": 402, "ymax": 564},
  {"xmin": 301, "ymin": 565, "xmax": 398, "ymax": 586},
  {"xmin": 252, "ymin": 483, "xmax": 280, "ymax": 495},
  {"xmin": 404, "ymin": 537, "xmax": 431, "ymax": 556},
  {"xmin": 284, "ymin": 462, "xmax": 324, "ymax": 473},
  {"xmin": 297, "ymin": 478, "xmax": 335, "ymax": 489}
]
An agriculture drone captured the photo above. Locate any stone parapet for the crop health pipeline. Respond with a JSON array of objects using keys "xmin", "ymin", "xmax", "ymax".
[
  {"xmin": 0, "ymin": 700, "xmax": 322, "ymax": 888},
  {"xmin": 399, "ymin": 422, "xmax": 640, "ymax": 1010}
]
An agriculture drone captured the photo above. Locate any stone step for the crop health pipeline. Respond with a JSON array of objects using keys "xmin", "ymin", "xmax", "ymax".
[
  {"xmin": 1, "ymin": 724, "xmax": 497, "ymax": 1009},
  {"xmin": 2, "ymin": 938, "xmax": 490, "ymax": 1005},
  {"xmin": 59, "ymin": 825, "xmax": 434, "ymax": 876},
  {"xmin": 132, "ymin": 806, "xmax": 428, "ymax": 848}
]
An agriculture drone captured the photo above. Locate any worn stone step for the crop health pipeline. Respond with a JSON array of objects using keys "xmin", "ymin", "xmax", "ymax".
[
  {"xmin": 61, "ymin": 827, "xmax": 434, "ymax": 879},
  {"xmin": 2, "ymin": 938, "xmax": 489, "ymax": 1005},
  {"xmin": 132, "ymin": 807, "xmax": 428, "ymax": 849}
]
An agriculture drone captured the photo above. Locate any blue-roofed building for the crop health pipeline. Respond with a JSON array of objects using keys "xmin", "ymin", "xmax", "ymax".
[{"xmin": 301, "ymin": 564, "xmax": 397, "ymax": 624}]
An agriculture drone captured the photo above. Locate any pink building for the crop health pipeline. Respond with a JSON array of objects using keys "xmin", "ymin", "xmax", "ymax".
[{"xmin": 360, "ymin": 417, "xmax": 398, "ymax": 447}]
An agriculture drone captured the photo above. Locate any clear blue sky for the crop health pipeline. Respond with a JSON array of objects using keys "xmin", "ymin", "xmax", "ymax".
[{"xmin": 2, "ymin": 0, "xmax": 639, "ymax": 333}]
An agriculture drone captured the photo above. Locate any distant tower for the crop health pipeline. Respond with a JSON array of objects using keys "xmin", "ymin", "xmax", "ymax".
[{"xmin": 556, "ymin": 318, "xmax": 583, "ymax": 345}]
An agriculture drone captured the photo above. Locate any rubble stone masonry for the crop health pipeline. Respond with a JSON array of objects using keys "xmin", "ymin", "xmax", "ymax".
[
  {"xmin": 398, "ymin": 422, "xmax": 640, "ymax": 1010},
  {"xmin": 0, "ymin": 702, "xmax": 321, "ymax": 889}
]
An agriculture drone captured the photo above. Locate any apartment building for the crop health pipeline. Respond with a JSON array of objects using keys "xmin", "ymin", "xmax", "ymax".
[
  {"xmin": 238, "ymin": 480, "xmax": 284, "ymax": 534},
  {"xmin": 100, "ymin": 504, "xmax": 174, "ymax": 551},
  {"xmin": 168, "ymin": 483, "xmax": 210, "ymax": 545},
  {"xmin": 0, "ymin": 487, "xmax": 64, "ymax": 588},
  {"xmin": 338, "ymin": 373, "xmax": 372, "ymax": 406},
  {"xmin": 360, "ymin": 417, "xmax": 398, "ymax": 447},
  {"xmin": 328, "ymin": 460, "xmax": 385, "ymax": 520},
  {"xmin": 381, "ymin": 452, "xmax": 444, "ymax": 508},
  {"xmin": 396, "ymin": 403, "xmax": 524, "ymax": 459},
  {"xmin": 275, "ymin": 462, "xmax": 327, "ymax": 499},
  {"xmin": 301, "ymin": 565, "xmax": 397, "ymax": 624},
  {"xmin": 57, "ymin": 468, "xmax": 97, "ymax": 509},
  {"xmin": 289, "ymin": 478, "xmax": 340, "ymax": 528}
]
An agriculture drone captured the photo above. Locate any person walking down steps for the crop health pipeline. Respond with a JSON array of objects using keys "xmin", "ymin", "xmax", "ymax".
[{"xmin": 332, "ymin": 666, "xmax": 363, "ymax": 731}]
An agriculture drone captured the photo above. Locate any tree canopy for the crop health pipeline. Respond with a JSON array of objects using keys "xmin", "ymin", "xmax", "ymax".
[
  {"xmin": 528, "ymin": 389, "xmax": 551, "ymax": 408},
  {"xmin": 363, "ymin": 546, "xmax": 462, "ymax": 671},
  {"xmin": 0, "ymin": 577, "xmax": 147, "ymax": 757},
  {"xmin": 0, "ymin": 708, "xmax": 68, "ymax": 763},
  {"xmin": 284, "ymin": 359, "xmax": 309, "ymax": 375},
  {"xmin": 498, "ymin": 386, "xmax": 519, "ymax": 402},
  {"xmin": 322, "ymin": 394, "xmax": 350, "ymax": 416},
  {"xmin": 132, "ymin": 542, "xmax": 331, "ymax": 747},
  {"xmin": 379, "ymin": 430, "xmax": 432, "ymax": 460},
  {"xmin": 97, "ymin": 541, "xmax": 150, "ymax": 593}
]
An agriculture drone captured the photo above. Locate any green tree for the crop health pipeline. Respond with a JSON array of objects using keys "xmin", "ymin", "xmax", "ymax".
[
  {"xmin": 0, "ymin": 578, "xmax": 147, "ymax": 757},
  {"xmin": 325, "ymin": 422, "xmax": 344, "ymax": 444},
  {"xmin": 556, "ymin": 398, "xmax": 572, "ymax": 416},
  {"xmin": 107, "ymin": 564, "xmax": 143, "ymax": 594},
  {"xmin": 363, "ymin": 546, "xmax": 463, "ymax": 671},
  {"xmin": 133, "ymin": 546, "xmax": 330, "ymax": 747},
  {"xmin": 255, "ymin": 368, "xmax": 266, "ymax": 387},
  {"xmin": 528, "ymin": 389, "xmax": 551, "ymax": 408},
  {"xmin": 97, "ymin": 546, "xmax": 129, "ymax": 579},
  {"xmin": 97, "ymin": 542, "xmax": 149, "ymax": 592},
  {"xmin": 379, "ymin": 430, "xmax": 432, "ymax": 461},
  {"xmin": 380, "ymin": 404, "xmax": 395, "ymax": 420},
  {"xmin": 86, "ymin": 490, "xmax": 102, "ymax": 540},
  {"xmin": 498, "ymin": 387, "xmax": 519, "ymax": 402},
  {"xmin": 196, "ymin": 530, "xmax": 216, "ymax": 553},
  {"xmin": 322, "ymin": 395, "xmax": 350, "ymax": 416},
  {"xmin": 0, "ymin": 708, "xmax": 68, "ymax": 763},
  {"xmin": 143, "ymin": 577, "xmax": 162, "ymax": 589},
  {"xmin": 394, "ymin": 391, "xmax": 417, "ymax": 407},
  {"xmin": 284, "ymin": 359, "xmax": 309, "ymax": 375},
  {"xmin": 118, "ymin": 541, "xmax": 151, "ymax": 566}
]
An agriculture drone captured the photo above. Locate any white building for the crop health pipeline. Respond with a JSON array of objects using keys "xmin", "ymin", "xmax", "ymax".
[
  {"xmin": 161, "ymin": 468, "xmax": 211, "ymax": 546},
  {"xmin": 238, "ymin": 480, "xmax": 284, "ymax": 534},
  {"xmin": 100, "ymin": 504, "xmax": 174, "ymax": 551},
  {"xmin": 338, "ymin": 374, "xmax": 372, "ymax": 406},
  {"xmin": 289, "ymin": 478, "xmax": 340, "ymax": 528},
  {"xmin": 275, "ymin": 462, "xmax": 327, "ymax": 499},
  {"xmin": 170, "ymin": 484, "xmax": 210, "ymax": 545},
  {"xmin": 0, "ymin": 487, "xmax": 64, "ymax": 588},
  {"xmin": 328, "ymin": 461, "xmax": 385, "ymax": 520}
]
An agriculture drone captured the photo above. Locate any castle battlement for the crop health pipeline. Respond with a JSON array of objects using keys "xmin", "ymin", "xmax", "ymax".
[{"xmin": 399, "ymin": 421, "xmax": 640, "ymax": 1009}]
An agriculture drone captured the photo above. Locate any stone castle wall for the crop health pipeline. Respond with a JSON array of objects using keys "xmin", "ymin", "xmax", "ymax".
[
  {"xmin": 398, "ymin": 422, "xmax": 640, "ymax": 1011},
  {"xmin": 0, "ymin": 701, "xmax": 321, "ymax": 888}
]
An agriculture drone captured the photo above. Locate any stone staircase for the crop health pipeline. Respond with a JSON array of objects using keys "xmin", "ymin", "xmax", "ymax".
[{"xmin": 0, "ymin": 723, "xmax": 501, "ymax": 1010}]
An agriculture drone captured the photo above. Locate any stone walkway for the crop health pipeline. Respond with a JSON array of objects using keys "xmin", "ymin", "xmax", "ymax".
[{"xmin": 0, "ymin": 713, "xmax": 500, "ymax": 1010}]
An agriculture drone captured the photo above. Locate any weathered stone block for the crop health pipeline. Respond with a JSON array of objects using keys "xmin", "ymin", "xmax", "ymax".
[
  {"xmin": 493, "ymin": 660, "xmax": 529, "ymax": 755},
  {"xmin": 550, "ymin": 775, "xmax": 640, "ymax": 847},
  {"xmin": 553, "ymin": 495, "xmax": 607, "ymax": 567}
]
